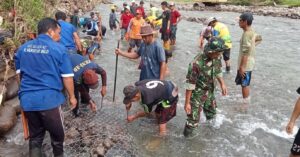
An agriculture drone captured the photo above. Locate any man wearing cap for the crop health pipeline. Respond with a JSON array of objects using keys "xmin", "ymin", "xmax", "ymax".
[
  {"xmin": 156, "ymin": 1, "xmax": 171, "ymax": 57},
  {"xmin": 120, "ymin": 6, "xmax": 133, "ymax": 40},
  {"xmin": 116, "ymin": 25, "xmax": 166, "ymax": 81},
  {"xmin": 109, "ymin": 6, "xmax": 119, "ymax": 30},
  {"xmin": 15, "ymin": 18, "xmax": 77, "ymax": 156},
  {"xmin": 126, "ymin": 9, "xmax": 145, "ymax": 52},
  {"xmin": 123, "ymin": 79, "xmax": 178, "ymax": 135},
  {"xmin": 183, "ymin": 37, "xmax": 228, "ymax": 138},
  {"xmin": 236, "ymin": 12, "xmax": 262, "ymax": 102},
  {"xmin": 68, "ymin": 54, "xmax": 107, "ymax": 116},
  {"xmin": 55, "ymin": 11, "xmax": 83, "ymax": 54},
  {"xmin": 169, "ymin": 2, "xmax": 181, "ymax": 45},
  {"xmin": 208, "ymin": 17, "xmax": 232, "ymax": 72},
  {"xmin": 286, "ymin": 87, "xmax": 300, "ymax": 157},
  {"xmin": 199, "ymin": 25, "xmax": 213, "ymax": 49}
]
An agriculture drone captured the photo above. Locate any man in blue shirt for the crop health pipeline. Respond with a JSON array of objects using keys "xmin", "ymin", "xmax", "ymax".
[
  {"xmin": 115, "ymin": 25, "xmax": 166, "ymax": 81},
  {"xmin": 55, "ymin": 11, "xmax": 82, "ymax": 54},
  {"xmin": 68, "ymin": 54, "xmax": 107, "ymax": 117},
  {"xmin": 14, "ymin": 18, "xmax": 76, "ymax": 157}
]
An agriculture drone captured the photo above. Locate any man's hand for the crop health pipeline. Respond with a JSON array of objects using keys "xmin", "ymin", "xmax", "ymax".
[
  {"xmin": 238, "ymin": 67, "xmax": 246, "ymax": 78},
  {"xmin": 89, "ymin": 100, "xmax": 97, "ymax": 112},
  {"xmin": 221, "ymin": 84, "xmax": 228, "ymax": 96},
  {"xmin": 69, "ymin": 96, "xmax": 77, "ymax": 110},
  {"xmin": 115, "ymin": 48, "xmax": 121, "ymax": 55},
  {"xmin": 286, "ymin": 121, "xmax": 295, "ymax": 134},
  {"xmin": 125, "ymin": 103, "xmax": 132, "ymax": 111},
  {"xmin": 185, "ymin": 103, "xmax": 192, "ymax": 115},
  {"xmin": 101, "ymin": 86, "xmax": 106, "ymax": 97},
  {"xmin": 127, "ymin": 114, "xmax": 136, "ymax": 122}
]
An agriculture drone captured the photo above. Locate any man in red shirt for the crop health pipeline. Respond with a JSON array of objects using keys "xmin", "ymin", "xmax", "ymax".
[
  {"xmin": 170, "ymin": 2, "xmax": 181, "ymax": 45},
  {"xmin": 120, "ymin": 6, "xmax": 134, "ymax": 40},
  {"xmin": 136, "ymin": 1, "xmax": 146, "ymax": 19}
]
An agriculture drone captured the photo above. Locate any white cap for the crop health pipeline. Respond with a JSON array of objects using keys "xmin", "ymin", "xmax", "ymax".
[
  {"xmin": 170, "ymin": 2, "xmax": 175, "ymax": 6},
  {"xmin": 205, "ymin": 17, "xmax": 217, "ymax": 25},
  {"xmin": 131, "ymin": 0, "xmax": 135, "ymax": 3},
  {"xmin": 125, "ymin": 6, "xmax": 130, "ymax": 10}
]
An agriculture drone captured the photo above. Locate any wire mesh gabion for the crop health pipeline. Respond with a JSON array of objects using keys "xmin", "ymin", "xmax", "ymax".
[{"xmin": 58, "ymin": 98, "xmax": 139, "ymax": 157}]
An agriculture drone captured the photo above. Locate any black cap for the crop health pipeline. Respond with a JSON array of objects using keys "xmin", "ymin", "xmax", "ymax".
[
  {"xmin": 123, "ymin": 85, "xmax": 139, "ymax": 104},
  {"xmin": 140, "ymin": 1, "xmax": 144, "ymax": 4},
  {"xmin": 297, "ymin": 87, "xmax": 300, "ymax": 94},
  {"xmin": 240, "ymin": 12, "xmax": 253, "ymax": 22}
]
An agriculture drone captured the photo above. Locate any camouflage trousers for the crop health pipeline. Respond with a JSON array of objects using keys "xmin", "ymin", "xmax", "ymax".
[{"xmin": 185, "ymin": 90, "xmax": 217, "ymax": 129}]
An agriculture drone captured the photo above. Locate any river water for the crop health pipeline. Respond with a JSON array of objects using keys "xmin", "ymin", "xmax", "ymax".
[
  {"xmin": 94, "ymin": 1, "xmax": 300, "ymax": 156},
  {"xmin": 1, "ymin": 0, "xmax": 300, "ymax": 157}
]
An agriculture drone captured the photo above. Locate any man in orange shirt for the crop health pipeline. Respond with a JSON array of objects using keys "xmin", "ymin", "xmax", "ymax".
[{"xmin": 127, "ymin": 9, "xmax": 145, "ymax": 52}]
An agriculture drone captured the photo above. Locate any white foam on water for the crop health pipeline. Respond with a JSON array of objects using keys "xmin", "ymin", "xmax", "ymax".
[{"xmin": 237, "ymin": 121, "xmax": 298, "ymax": 139}]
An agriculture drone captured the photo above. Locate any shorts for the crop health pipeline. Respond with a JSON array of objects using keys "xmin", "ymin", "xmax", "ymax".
[
  {"xmin": 235, "ymin": 71, "xmax": 252, "ymax": 87},
  {"xmin": 155, "ymin": 98, "xmax": 178, "ymax": 124},
  {"xmin": 121, "ymin": 28, "xmax": 127, "ymax": 39},
  {"xmin": 129, "ymin": 39, "xmax": 142, "ymax": 48},
  {"xmin": 109, "ymin": 23, "xmax": 117, "ymax": 30},
  {"xmin": 291, "ymin": 129, "xmax": 300, "ymax": 155},
  {"xmin": 223, "ymin": 48, "xmax": 230, "ymax": 61},
  {"xmin": 170, "ymin": 25, "xmax": 177, "ymax": 40},
  {"xmin": 161, "ymin": 32, "xmax": 170, "ymax": 42}
]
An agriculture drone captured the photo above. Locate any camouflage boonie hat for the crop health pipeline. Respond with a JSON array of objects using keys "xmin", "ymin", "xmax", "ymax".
[{"xmin": 204, "ymin": 37, "xmax": 226, "ymax": 54}]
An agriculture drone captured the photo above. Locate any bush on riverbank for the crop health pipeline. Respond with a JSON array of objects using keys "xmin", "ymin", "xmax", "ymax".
[{"xmin": 229, "ymin": 0, "xmax": 300, "ymax": 6}]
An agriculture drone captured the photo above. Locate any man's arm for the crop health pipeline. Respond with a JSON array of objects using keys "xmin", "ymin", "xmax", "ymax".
[
  {"xmin": 73, "ymin": 32, "xmax": 83, "ymax": 52},
  {"xmin": 63, "ymin": 77, "xmax": 77, "ymax": 109},
  {"xmin": 159, "ymin": 61, "xmax": 166, "ymax": 80},
  {"xmin": 185, "ymin": 90, "xmax": 193, "ymax": 114},
  {"xmin": 94, "ymin": 65, "xmax": 107, "ymax": 96},
  {"xmin": 115, "ymin": 48, "xmax": 140, "ymax": 59},
  {"xmin": 127, "ymin": 110, "xmax": 147, "ymax": 122},
  {"xmin": 217, "ymin": 77, "xmax": 227, "ymax": 96},
  {"xmin": 287, "ymin": 97, "xmax": 300, "ymax": 134}
]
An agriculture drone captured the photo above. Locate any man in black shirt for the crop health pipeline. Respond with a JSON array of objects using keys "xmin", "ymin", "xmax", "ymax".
[{"xmin": 123, "ymin": 79, "xmax": 178, "ymax": 135}]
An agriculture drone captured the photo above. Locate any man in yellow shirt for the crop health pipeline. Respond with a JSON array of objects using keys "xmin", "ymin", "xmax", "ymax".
[{"xmin": 208, "ymin": 17, "xmax": 232, "ymax": 72}]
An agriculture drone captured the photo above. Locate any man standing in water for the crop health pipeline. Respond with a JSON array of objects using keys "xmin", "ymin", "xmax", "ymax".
[
  {"xmin": 207, "ymin": 17, "xmax": 232, "ymax": 72},
  {"xmin": 116, "ymin": 25, "xmax": 166, "ymax": 81},
  {"xmin": 15, "ymin": 18, "xmax": 76, "ymax": 156},
  {"xmin": 236, "ymin": 12, "xmax": 262, "ymax": 102},
  {"xmin": 183, "ymin": 37, "xmax": 228, "ymax": 138},
  {"xmin": 286, "ymin": 87, "xmax": 300, "ymax": 157},
  {"xmin": 169, "ymin": 2, "xmax": 181, "ymax": 45},
  {"xmin": 123, "ymin": 79, "xmax": 178, "ymax": 135}
]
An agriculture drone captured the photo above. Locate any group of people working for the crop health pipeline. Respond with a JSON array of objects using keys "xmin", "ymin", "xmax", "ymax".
[{"xmin": 14, "ymin": 1, "xmax": 300, "ymax": 157}]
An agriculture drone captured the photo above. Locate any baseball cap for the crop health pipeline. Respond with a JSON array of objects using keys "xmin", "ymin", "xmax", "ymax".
[
  {"xmin": 123, "ymin": 85, "xmax": 139, "ymax": 104},
  {"xmin": 83, "ymin": 69, "xmax": 99, "ymax": 89},
  {"xmin": 125, "ymin": 6, "xmax": 130, "ymax": 10},
  {"xmin": 297, "ymin": 87, "xmax": 300, "ymax": 94},
  {"xmin": 131, "ymin": 0, "xmax": 136, "ymax": 3},
  {"xmin": 204, "ymin": 37, "xmax": 226, "ymax": 54},
  {"xmin": 170, "ymin": 2, "xmax": 175, "ymax": 6}
]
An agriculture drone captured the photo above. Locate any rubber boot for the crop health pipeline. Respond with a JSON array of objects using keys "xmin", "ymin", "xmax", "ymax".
[
  {"xmin": 183, "ymin": 125, "xmax": 194, "ymax": 138},
  {"xmin": 29, "ymin": 147, "xmax": 42, "ymax": 157}
]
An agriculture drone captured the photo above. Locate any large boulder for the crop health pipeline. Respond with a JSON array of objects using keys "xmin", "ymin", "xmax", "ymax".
[
  {"xmin": 0, "ymin": 105, "xmax": 17, "ymax": 136},
  {"xmin": 5, "ymin": 77, "xmax": 19, "ymax": 101},
  {"xmin": 0, "ymin": 83, "xmax": 7, "ymax": 106},
  {"xmin": 4, "ymin": 96, "xmax": 21, "ymax": 114}
]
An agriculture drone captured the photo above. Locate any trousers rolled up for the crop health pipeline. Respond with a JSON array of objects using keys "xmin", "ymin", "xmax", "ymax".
[
  {"xmin": 24, "ymin": 107, "xmax": 64, "ymax": 157},
  {"xmin": 185, "ymin": 90, "xmax": 217, "ymax": 129}
]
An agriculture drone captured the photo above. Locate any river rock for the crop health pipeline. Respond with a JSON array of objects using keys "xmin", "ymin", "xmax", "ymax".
[
  {"xmin": 103, "ymin": 138, "xmax": 112, "ymax": 149},
  {"xmin": 65, "ymin": 127, "xmax": 80, "ymax": 139},
  {"xmin": 4, "ymin": 96, "xmax": 21, "ymax": 114},
  {"xmin": 0, "ymin": 68, "xmax": 16, "ymax": 82},
  {"xmin": 95, "ymin": 144, "xmax": 105, "ymax": 157},
  {"xmin": 5, "ymin": 77, "xmax": 19, "ymax": 101},
  {"xmin": 0, "ymin": 105, "xmax": 17, "ymax": 136}
]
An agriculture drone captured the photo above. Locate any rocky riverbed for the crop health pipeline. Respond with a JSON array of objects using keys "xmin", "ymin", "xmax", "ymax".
[{"xmin": 176, "ymin": 3, "xmax": 300, "ymax": 19}]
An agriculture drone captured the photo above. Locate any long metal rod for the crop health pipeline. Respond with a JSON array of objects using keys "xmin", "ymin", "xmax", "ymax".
[{"xmin": 113, "ymin": 40, "xmax": 120, "ymax": 102}]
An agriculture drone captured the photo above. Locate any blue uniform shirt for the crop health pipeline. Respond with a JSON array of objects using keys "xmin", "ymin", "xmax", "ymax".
[
  {"xmin": 137, "ymin": 41, "xmax": 166, "ymax": 81},
  {"xmin": 68, "ymin": 54, "xmax": 98, "ymax": 83},
  {"xmin": 15, "ymin": 34, "xmax": 74, "ymax": 111},
  {"xmin": 58, "ymin": 20, "xmax": 77, "ymax": 50}
]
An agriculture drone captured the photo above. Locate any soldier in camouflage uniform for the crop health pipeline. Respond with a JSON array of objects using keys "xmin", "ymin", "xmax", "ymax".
[{"xmin": 183, "ymin": 37, "xmax": 228, "ymax": 137}]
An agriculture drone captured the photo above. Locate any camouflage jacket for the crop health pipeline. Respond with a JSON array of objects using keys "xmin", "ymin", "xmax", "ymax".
[{"xmin": 185, "ymin": 53, "xmax": 222, "ymax": 93}]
